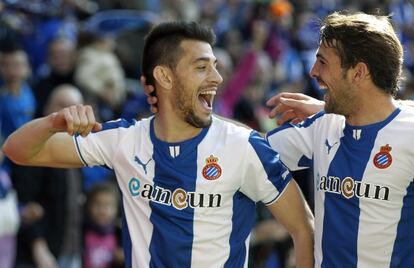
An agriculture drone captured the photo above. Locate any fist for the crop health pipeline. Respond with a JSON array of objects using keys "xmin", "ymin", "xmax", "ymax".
[{"xmin": 50, "ymin": 105, "xmax": 102, "ymax": 136}]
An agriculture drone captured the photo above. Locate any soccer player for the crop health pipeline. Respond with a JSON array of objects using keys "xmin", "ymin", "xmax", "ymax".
[
  {"xmin": 2, "ymin": 22, "xmax": 314, "ymax": 267},
  {"xmin": 266, "ymin": 11, "xmax": 414, "ymax": 267}
]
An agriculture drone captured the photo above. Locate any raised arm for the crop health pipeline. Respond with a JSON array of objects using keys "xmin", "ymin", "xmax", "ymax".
[
  {"xmin": 2, "ymin": 105, "xmax": 101, "ymax": 168},
  {"xmin": 267, "ymin": 180, "xmax": 314, "ymax": 268},
  {"xmin": 266, "ymin": 92, "xmax": 324, "ymax": 125}
]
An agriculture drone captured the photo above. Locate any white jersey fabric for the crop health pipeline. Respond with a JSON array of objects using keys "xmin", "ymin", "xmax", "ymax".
[
  {"xmin": 267, "ymin": 107, "xmax": 414, "ymax": 268},
  {"xmin": 74, "ymin": 115, "xmax": 292, "ymax": 268}
]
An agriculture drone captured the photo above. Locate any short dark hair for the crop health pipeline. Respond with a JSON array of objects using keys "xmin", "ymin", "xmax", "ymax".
[
  {"xmin": 141, "ymin": 21, "xmax": 216, "ymax": 87},
  {"xmin": 0, "ymin": 42, "xmax": 25, "ymax": 56},
  {"xmin": 87, "ymin": 182, "xmax": 120, "ymax": 207},
  {"xmin": 319, "ymin": 11, "xmax": 403, "ymax": 95}
]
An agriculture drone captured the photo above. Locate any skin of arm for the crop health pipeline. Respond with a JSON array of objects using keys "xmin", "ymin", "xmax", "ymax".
[
  {"xmin": 267, "ymin": 180, "xmax": 314, "ymax": 268},
  {"xmin": 2, "ymin": 105, "xmax": 101, "ymax": 168},
  {"xmin": 266, "ymin": 92, "xmax": 325, "ymax": 125}
]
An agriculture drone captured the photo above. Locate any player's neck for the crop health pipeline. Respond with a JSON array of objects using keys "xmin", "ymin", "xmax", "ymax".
[
  {"xmin": 346, "ymin": 93, "xmax": 397, "ymax": 126},
  {"xmin": 154, "ymin": 112, "xmax": 202, "ymax": 143}
]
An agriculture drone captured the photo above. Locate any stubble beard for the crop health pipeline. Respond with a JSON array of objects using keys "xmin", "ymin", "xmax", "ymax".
[
  {"xmin": 324, "ymin": 85, "xmax": 355, "ymax": 116},
  {"xmin": 176, "ymin": 80, "xmax": 212, "ymax": 128}
]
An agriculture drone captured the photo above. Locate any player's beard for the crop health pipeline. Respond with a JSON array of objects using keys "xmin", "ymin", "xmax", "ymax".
[
  {"xmin": 323, "ymin": 77, "xmax": 356, "ymax": 117},
  {"xmin": 175, "ymin": 79, "xmax": 212, "ymax": 128}
]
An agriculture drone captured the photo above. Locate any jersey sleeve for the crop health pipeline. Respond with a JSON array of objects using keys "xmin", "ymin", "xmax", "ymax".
[
  {"xmin": 265, "ymin": 111, "xmax": 325, "ymax": 171},
  {"xmin": 73, "ymin": 119, "xmax": 135, "ymax": 168},
  {"xmin": 240, "ymin": 131, "xmax": 292, "ymax": 205}
]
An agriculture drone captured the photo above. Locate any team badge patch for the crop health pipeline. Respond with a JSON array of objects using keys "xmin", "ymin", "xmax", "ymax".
[
  {"xmin": 373, "ymin": 144, "xmax": 392, "ymax": 169},
  {"xmin": 202, "ymin": 155, "xmax": 222, "ymax": 180}
]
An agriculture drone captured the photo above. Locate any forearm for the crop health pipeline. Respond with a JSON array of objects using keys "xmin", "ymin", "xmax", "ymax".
[
  {"xmin": 2, "ymin": 115, "xmax": 57, "ymax": 165},
  {"xmin": 267, "ymin": 181, "xmax": 314, "ymax": 267},
  {"xmin": 291, "ymin": 224, "xmax": 314, "ymax": 268},
  {"xmin": 3, "ymin": 105, "xmax": 99, "ymax": 168}
]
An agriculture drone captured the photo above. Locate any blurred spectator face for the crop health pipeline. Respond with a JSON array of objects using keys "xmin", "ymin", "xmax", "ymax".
[
  {"xmin": 0, "ymin": 50, "xmax": 30, "ymax": 85},
  {"xmin": 246, "ymin": 52, "xmax": 272, "ymax": 103},
  {"xmin": 223, "ymin": 29, "xmax": 244, "ymax": 64},
  {"xmin": 214, "ymin": 48, "xmax": 233, "ymax": 90},
  {"xmin": 44, "ymin": 85, "xmax": 84, "ymax": 115},
  {"xmin": 89, "ymin": 191, "xmax": 118, "ymax": 227},
  {"xmin": 48, "ymin": 39, "xmax": 76, "ymax": 75}
]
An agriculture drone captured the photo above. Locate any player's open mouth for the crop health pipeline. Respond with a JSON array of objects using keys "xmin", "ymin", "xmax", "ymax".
[
  {"xmin": 198, "ymin": 90, "xmax": 216, "ymax": 111},
  {"xmin": 316, "ymin": 78, "xmax": 328, "ymax": 90}
]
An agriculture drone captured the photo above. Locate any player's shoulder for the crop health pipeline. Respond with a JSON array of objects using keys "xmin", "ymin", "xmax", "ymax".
[
  {"xmin": 211, "ymin": 115, "xmax": 255, "ymax": 139},
  {"xmin": 96, "ymin": 117, "xmax": 152, "ymax": 139},
  {"xmin": 305, "ymin": 110, "xmax": 344, "ymax": 126},
  {"xmin": 392, "ymin": 106, "xmax": 414, "ymax": 127},
  {"xmin": 399, "ymin": 104, "xmax": 414, "ymax": 116},
  {"xmin": 102, "ymin": 116, "xmax": 153, "ymax": 130}
]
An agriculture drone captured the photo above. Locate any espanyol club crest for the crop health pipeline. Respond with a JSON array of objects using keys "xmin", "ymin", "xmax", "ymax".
[
  {"xmin": 202, "ymin": 155, "xmax": 222, "ymax": 180},
  {"xmin": 373, "ymin": 144, "xmax": 392, "ymax": 169}
]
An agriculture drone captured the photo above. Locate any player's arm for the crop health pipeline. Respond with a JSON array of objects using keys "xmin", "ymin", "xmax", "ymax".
[
  {"xmin": 2, "ymin": 105, "xmax": 101, "ymax": 168},
  {"xmin": 266, "ymin": 92, "xmax": 324, "ymax": 125},
  {"xmin": 267, "ymin": 180, "xmax": 314, "ymax": 268}
]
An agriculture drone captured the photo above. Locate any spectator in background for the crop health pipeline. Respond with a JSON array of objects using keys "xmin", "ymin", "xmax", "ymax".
[
  {"xmin": 0, "ymin": 45, "xmax": 35, "ymax": 172},
  {"xmin": 0, "ymin": 45, "xmax": 35, "ymax": 139},
  {"xmin": 212, "ymin": 47, "xmax": 234, "ymax": 115},
  {"xmin": 13, "ymin": 85, "xmax": 84, "ymax": 268},
  {"xmin": 75, "ymin": 31, "xmax": 126, "ymax": 121},
  {"xmin": 219, "ymin": 20, "xmax": 274, "ymax": 131},
  {"xmin": 83, "ymin": 182, "xmax": 123, "ymax": 268},
  {"xmin": 0, "ymin": 150, "xmax": 20, "ymax": 268},
  {"xmin": 34, "ymin": 38, "xmax": 78, "ymax": 118}
]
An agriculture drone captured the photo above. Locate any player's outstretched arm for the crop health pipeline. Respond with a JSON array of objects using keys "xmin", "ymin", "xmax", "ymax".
[
  {"xmin": 2, "ymin": 104, "xmax": 102, "ymax": 168},
  {"xmin": 266, "ymin": 92, "xmax": 324, "ymax": 125},
  {"xmin": 267, "ymin": 180, "xmax": 314, "ymax": 268}
]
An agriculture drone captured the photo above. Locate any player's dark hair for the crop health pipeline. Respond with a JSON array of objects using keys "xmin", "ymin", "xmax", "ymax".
[
  {"xmin": 141, "ymin": 21, "xmax": 216, "ymax": 87},
  {"xmin": 319, "ymin": 11, "xmax": 403, "ymax": 96}
]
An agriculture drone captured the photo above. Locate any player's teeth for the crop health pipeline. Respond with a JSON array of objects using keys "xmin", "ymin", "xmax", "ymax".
[{"xmin": 200, "ymin": 91, "xmax": 216, "ymax": 95}]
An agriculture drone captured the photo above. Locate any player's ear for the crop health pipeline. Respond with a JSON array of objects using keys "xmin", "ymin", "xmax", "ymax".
[
  {"xmin": 352, "ymin": 62, "xmax": 369, "ymax": 83},
  {"xmin": 153, "ymin": 66, "xmax": 173, "ymax": 90}
]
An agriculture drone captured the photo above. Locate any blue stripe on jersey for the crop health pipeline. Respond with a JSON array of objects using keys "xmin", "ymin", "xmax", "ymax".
[
  {"xmin": 224, "ymin": 191, "xmax": 256, "ymax": 268},
  {"xmin": 266, "ymin": 110, "xmax": 326, "ymax": 137},
  {"xmin": 249, "ymin": 131, "xmax": 292, "ymax": 196},
  {"xmin": 120, "ymin": 193, "xmax": 132, "ymax": 268},
  {"xmin": 148, "ymin": 119, "xmax": 209, "ymax": 267},
  {"xmin": 100, "ymin": 118, "xmax": 136, "ymax": 131},
  {"xmin": 298, "ymin": 155, "xmax": 313, "ymax": 168},
  {"xmin": 390, "ymin": 180, "xmax": 414, "ymax": 267}
]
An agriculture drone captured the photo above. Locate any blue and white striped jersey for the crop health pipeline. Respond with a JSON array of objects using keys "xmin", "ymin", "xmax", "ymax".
[
  {"xmin": 74, "ymin": 115, "xmax": 292, "ymax": 268},
  {"xmin": 267, "ymin": 107, "xmax": 414, "ymax": 268}
]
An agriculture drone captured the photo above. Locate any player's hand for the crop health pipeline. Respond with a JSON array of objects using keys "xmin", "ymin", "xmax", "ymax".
[
  {"xmin": 266, "ymin": 92, "xmax": 325, "ymax": 125},
  {"xmin": 49, "ymin": 104, "xmax": 102, "ymax": 136},
  {"xmin": 140, "ymin": 76, "xmax": 158, "ymax": 113}
]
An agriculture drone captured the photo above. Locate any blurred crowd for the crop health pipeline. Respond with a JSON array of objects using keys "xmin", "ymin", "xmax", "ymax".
[{"xmin": 0, "ymin": 0, "xmax": 413, "ymax": 268}]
